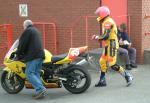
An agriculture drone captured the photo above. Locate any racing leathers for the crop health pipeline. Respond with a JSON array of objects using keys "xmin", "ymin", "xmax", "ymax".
[{"xmin": 95, "ymin": 17, "xmax": 133, "ymax": 87}]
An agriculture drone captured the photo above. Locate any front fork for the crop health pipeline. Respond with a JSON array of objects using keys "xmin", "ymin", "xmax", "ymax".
[
  {"xmin": 3, "ymin": 67, "xmax": 14, "ymax": 80},
  {"xmin": 3, "ymin": 69, "xmax": 18, "ymax": 86},
  {"xmin": 7, "ymin": 71, "xmax": 15, "ymax": 80}
]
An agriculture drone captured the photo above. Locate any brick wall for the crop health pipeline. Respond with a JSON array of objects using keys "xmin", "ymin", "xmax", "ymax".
[
  {"xmin": 128, "ymin": 0, "xmax": 143, "ymax": 64},
  {"xmin": 142, "ymin": 0, "xmax": 150, "ymax": 55},
  {"xmin": 0, "ymin": 0, "xmax": 149, "ymax": 64},
  {"xmin": 128, "ymin": 0, "xmax": 150, "ymax": 64},
  {"xmin": 0, "ymin": 0, "xmax": 100, "ymax": 65}
]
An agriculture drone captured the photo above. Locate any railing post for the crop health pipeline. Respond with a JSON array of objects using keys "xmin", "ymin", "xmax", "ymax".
[
  {"xmin": 85, "ymin": 16, "xmax": 88, "ymax": 46},
  {"xmin": 42, "ymin": 24, "xmax": 46, "ymax": 48},
  {"xmin": 6, "ymin": 24, "xmax": 12, "ymax": 48},
  {"xmin": 70, "ymin": 28, "xmax": 73, "ymax": 47},
  {"xmin": 51, "ymin": 23, "xmax": 57, "ymax": 54},
  {"xmin": 34, "ymin": 22, "xmax": 57, "ymax": 54}
]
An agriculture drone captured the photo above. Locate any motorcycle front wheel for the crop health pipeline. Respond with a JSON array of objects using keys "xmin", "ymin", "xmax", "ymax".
[
  {"xmin": 1, "ymin": 71, "xmax": 25, "ymax": 94},
  {"xmin": 62, "ymin": 65, "xmax": 91, "ymax": 94}
]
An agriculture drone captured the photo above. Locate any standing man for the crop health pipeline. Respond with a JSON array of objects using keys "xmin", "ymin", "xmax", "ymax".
[
  {"xmin": 16, "ymin": 20, "xmax": 46, "ymax": 99},
  {"xmin": 92, "ymin": 6, "xmax": 133, "ymax": 87}
]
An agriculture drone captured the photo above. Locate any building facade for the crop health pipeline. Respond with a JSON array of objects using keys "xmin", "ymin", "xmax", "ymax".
[{"xmin": 0, "ymin": 0, "xmax": 150, "ymax": 64}]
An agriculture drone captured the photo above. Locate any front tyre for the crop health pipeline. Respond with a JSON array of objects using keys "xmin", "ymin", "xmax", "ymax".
[
  {"xmin": 1, "ymin": 71, "xmax": 25, "ymax": 94},
  {"xmin": 62, "ymin": 65, "xmax": 91, "ymax": 94}
]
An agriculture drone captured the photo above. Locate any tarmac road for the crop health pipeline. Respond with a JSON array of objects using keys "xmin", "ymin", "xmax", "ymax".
[{"xmin": 0, "ymin": 65, "xmax": 150, "ymax": 103}]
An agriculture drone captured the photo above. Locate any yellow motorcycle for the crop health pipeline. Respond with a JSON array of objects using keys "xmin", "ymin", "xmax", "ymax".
[{"xmin": 1, "ymin": 39, "xmax": 91, "ymax": 94}]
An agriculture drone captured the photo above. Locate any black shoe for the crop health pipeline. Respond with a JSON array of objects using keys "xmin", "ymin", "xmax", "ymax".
[
  {"xmin": 125, "ymin": 64, "xmax": 132, "ymax": 70},
  {"xmin": 130, "ymin": 63, "xmax": 137, "ymax": 68},
  {"xmin": 95, "ymin": 79, "xmax": 107, "ymax": 87},
  {"xmin": 125, "ymin": 73, "xmax": 133, "ymax": 87}
]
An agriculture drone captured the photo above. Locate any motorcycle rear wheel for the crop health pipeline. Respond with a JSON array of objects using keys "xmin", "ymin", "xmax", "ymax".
[
  {"xmin": 62, "ymin": 65, "xmax": 91, "ymax": 94},
  {"xmin": 1, "ymin": 71, "xmax": 25, "ymax": 94}
]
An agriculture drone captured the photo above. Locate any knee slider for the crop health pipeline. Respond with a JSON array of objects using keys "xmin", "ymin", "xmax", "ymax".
[
  {"xmin": 101, "ymin": 63, "xmax": 107, "ymax": 68},
  {"xmin": 111, "ymin": 64, "xmax": 120, "ymax": 71}
]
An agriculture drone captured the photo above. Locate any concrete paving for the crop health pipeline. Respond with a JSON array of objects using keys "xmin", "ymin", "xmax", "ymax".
[{"xmin": 0, "ymin": 65, "xmax": 150, "ymax": 103}]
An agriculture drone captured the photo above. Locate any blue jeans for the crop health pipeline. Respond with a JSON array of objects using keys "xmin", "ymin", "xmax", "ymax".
[{"xmin": 25, "ymin": 58, "xmax": 45, "ymax": 93}]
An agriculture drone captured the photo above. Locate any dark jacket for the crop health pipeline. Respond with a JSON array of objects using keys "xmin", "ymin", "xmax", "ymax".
[
  {"xmin": 117, "ymin": 31, "xmax": 131, "ymax": 49},
  {"xmin": 16, "ymin": 25, "xmax": 45, "ymax": 62}
]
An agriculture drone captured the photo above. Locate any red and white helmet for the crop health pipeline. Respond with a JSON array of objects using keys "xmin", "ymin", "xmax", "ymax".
[{"xmin": 95, "ymin": 6, "xmax": 110, "ymax": 21}]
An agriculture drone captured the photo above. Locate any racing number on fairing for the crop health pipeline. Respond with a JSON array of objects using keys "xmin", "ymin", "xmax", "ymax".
[{"xmin": 70, "ymin": 48, "xmax": 79, "ymax": 57}]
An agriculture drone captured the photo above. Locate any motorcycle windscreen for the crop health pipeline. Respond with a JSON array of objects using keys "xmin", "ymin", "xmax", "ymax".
[{"xmin": 4, "ymin": 39, "xmax": 19, "ymax": 59}]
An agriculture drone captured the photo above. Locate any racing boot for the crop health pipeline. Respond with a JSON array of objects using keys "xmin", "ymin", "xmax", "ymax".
[
  {"xmin": 124, "ymin": 72, "xmax": 133, "ymax": 87},
  {"xmin": 95, "ymin": 78, "xmax": 107, "ymax": 87},
  {"xmin": 118, "ymin": 66, "xmax": 133, "ymax": 87}
]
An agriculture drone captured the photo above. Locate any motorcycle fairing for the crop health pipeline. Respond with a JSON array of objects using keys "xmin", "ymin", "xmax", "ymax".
[{"xmin": 54, "ymin": 46, "xmax": 88, "ymax": 64}]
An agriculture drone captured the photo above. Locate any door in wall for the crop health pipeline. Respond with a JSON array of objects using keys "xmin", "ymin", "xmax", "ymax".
[{"xmin": 101, "ymin": 0, "xmax": 127, "ymax": 26}]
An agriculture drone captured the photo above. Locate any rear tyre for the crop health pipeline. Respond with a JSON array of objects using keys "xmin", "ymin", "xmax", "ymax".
[{"xmin": 62, "ymin": 65, "xmax": 91, "ymax": 94}]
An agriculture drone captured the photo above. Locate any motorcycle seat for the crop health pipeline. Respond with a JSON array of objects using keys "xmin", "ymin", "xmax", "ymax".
[{"xmin": 51, "ymin": 53, "xmax": 68, "ymax": 63}]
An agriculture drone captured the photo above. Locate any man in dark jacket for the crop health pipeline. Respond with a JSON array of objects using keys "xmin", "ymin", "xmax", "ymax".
[
  {"xmin": 16, "ymin": 20, "xmax": 46, "ymax": 99},
  {"xmin": 118, "ymin": 23, "xmax": 137, "ymax": 70}
]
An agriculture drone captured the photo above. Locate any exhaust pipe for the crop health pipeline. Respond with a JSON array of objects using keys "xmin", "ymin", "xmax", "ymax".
[
  {"xmin": 59, "ymin": 77, "xmax": 67, "ymax": 81},
  {"xmin": 76, "ymin": 59, "xmax": 87, "ymax": 65}
]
